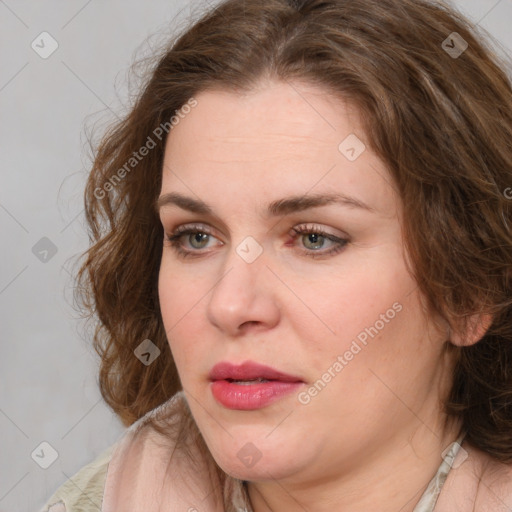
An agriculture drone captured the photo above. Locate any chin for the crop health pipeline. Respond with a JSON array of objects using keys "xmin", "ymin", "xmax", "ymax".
[
  {"xmin": 205, "ymin": 435, "xmax": 304, "ymax": 482},
  {"xmin": 217, "ymin": 455, "xmax": 297, "ymax": 482}
]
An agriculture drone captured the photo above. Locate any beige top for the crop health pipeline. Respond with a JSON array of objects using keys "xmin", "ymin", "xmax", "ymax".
[
  {"xmin": 40, "ymin": 443, "xmax": 115, "ymax": 512},
  {"xmin": 40, "ymin": 391, "xmax": 512, "ymax": 512}
]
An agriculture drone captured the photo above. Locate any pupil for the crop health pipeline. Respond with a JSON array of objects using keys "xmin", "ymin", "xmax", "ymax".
[
  {"xmin": 305, "ymin": 233, "xmax": 324, "ymax": 249},
  {"xmin": 192, "ymin": 233, "xmax": 208, "ymax": 247}
]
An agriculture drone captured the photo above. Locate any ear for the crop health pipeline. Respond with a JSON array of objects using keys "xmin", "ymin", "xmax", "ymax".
[{"xmin": 449, "ymin": 312, "xmax": 494, "ymax": 347}]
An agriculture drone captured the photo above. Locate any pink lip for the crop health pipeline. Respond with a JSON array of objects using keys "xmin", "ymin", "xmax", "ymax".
[
  {"xmin": 209, "ymin": 361, "xmax": 303, "ymax": 382},
  {"xmin": 209, "ymin": 361, "xmax": 304, "ymax": 410}
]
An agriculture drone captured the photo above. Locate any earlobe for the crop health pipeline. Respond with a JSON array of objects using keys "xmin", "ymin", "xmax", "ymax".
[{"xmin": 449, "ymin": 312, "xmax": 494, "ymax": 347}]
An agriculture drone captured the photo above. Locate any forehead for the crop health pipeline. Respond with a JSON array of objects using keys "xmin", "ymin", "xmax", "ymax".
[
  {"xmin": 160, "ymin": 80, "xmax": 399, "ymax": 219},
  {"xmin": 167, "ymin": 80, "xmax": 362, "ymax": 152}
]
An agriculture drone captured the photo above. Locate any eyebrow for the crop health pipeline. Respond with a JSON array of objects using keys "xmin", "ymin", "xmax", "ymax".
[{"xmin": 155, "ymin": 191, "xmax": 376, "ymax": 217}]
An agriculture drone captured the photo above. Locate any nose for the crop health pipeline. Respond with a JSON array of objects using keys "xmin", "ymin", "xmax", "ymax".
[{"xmin": 205, "ymin": 243, "xmax": 280, "ymax": 337}]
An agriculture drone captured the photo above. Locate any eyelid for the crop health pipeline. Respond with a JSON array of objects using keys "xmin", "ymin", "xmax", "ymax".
[
  {"xmin": 163, "ymin": 221, "xmax": 225, "ymax": 240},
  {"xmin": 171, "ymin": 222, "xmax": 215, "ymax": 235},
  {"xmin": 288, "ymin": 222, "xmax": 347, "ymax": 240}
]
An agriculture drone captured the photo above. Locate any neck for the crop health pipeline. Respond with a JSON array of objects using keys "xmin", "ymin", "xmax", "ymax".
[{"xmin": 247, "ymin": 417, "xmax": 463, "ymax": 512}]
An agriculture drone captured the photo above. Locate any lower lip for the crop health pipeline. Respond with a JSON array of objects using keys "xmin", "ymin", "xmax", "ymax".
[{"xmin": 210, "ymin": 380, "xmax": 303, "ymax": 410}]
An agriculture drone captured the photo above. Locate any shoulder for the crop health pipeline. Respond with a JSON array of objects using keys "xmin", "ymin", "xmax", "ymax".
[
  {"xmin": 436, "ymin": 439, "xmax": 512, "ymax": 511},
  {"xmin": 40, "ymin": 392, "xmax": 190, "ymax": 512},
  {"xmin": 475, "ymin": 446, "xmax": 512, "ymax": 511},
  {"xmin": 39, "ymin": 443, "xmax": 116, "ymax": 512}
]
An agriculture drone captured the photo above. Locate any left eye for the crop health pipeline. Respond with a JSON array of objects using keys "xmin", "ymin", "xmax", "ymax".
[
  {"xmin": 297, "ymin": 231, "xmax": 332, "ymax": 250},
  {"xmin": 289, "ymin": 225, "xmax": 348, "ymax": 256},
  {"xmin": 164, "ymin": 227, "xmax": 220, "ymax": 254},
  {"xmin": 184, "ymin": 231, "xmax": 212, "ymax": 249}
]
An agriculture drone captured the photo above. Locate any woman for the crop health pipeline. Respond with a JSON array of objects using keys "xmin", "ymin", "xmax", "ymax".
[{"xmin": 41, "ymin": 0, "xmax": 512, "ymax": 510}]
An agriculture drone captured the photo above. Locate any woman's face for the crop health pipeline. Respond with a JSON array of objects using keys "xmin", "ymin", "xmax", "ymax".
[{"xmin": 157, "ymin": 80, "xmax": 454, "ymax": 484}]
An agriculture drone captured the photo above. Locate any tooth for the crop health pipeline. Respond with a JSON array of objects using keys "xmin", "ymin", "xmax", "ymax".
[{"xmin": 233, "ymin": 378, "xmax": 270, "ymax": 384}]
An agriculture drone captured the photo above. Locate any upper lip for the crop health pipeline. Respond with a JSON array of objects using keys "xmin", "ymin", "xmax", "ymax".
[{"xmin": 209, "ymin": 361, "xmax": 303, "ymax": 382}]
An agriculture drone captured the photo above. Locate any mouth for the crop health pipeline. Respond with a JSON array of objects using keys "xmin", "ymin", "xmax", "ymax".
[
  {"xmin": 208, "ymin": 361, "xmax": 305, "ymax": 410},
  {"xmin": 224, "ymin": 378, "xmax": 273, "ymax": 384},
  {"xmin": 208, "ymin": 360, "xmax": 304, "ymax": 383}
]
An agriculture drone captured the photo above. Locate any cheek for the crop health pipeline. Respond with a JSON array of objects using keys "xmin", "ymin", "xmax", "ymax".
[
  {"xmin": 158, "ymin": 265, "xmax": 207, "ymax": 363},
  {"xmin": 291, "ymin": 263, "xmax": 425, "ymax": 394},
  {"xmin": 292, "ymin": 291, "xmax": 441, "ymax": 447},
  {"xmin": 296, "ymin": 263, "xmax": 411, "ymax": 347}
]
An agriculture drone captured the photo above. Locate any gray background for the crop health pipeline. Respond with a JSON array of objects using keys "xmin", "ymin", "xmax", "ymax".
[{"xmin": 0, "ymin": 1, "xmax": 511, "ymax": 511}]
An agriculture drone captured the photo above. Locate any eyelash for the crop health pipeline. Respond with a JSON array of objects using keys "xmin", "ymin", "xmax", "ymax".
[{"xmin": 163, "ymin": 223, "xmax": 349, "ymax": 259}]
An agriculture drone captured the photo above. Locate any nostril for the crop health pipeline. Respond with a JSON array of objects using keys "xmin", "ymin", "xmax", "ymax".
[{"xmin": 238, "ymin": 320, "xmax": 260, "ymax": 333}]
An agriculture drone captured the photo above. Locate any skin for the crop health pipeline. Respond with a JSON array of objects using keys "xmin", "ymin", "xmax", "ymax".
[{"xmin": 157, "ymin": 79, "xmax": 466, "ymax": 511}]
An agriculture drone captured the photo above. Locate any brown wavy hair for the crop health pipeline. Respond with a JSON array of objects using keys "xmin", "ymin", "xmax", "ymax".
[{"xmin": 77, "ymin": 0, "xmax": 512, "ymax": 465}]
